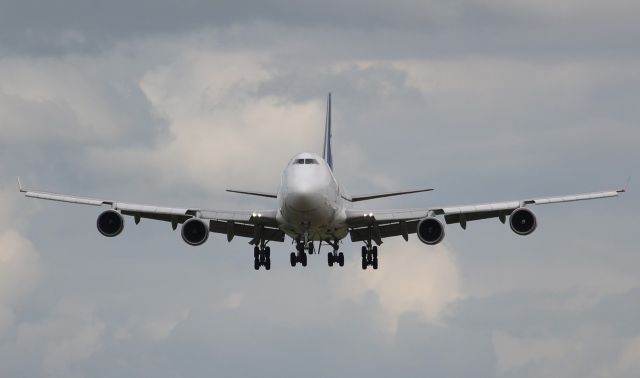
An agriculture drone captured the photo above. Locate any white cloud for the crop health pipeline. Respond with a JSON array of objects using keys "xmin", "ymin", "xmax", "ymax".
[
  {"xmin": 141, "ymin": 312, "xmax": 189, "ymax": 342},
  {"xmin": 0, "ymin": 187, "xmax": 42, "ymax": 336},
  {"xmin": 336, "ymin": 239, "xmax": 462, "ymax": 332},
  {"xmin": 82, "ymin": 47, "xmax": 328, "ymax": 192},
  {"xmin": 9, "ymin": 301, "xmax": 106, "ymax": 375},
  {"xmin": 493, "ymin": 330, "xmax": 579, "ymax": 376},
  {"xmin": 613, "ymin": 336, "xmax": 640, "ymax": 376}
]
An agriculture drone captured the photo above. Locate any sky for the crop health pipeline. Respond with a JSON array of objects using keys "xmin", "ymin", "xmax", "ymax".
[{"xmin": 0, "ymin": 0, "xmax": 638, "ymax": 376}]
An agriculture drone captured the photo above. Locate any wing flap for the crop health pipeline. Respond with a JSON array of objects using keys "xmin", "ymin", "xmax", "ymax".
[
  {"xmin": 209, "ymin": 220, "xmax": 285, "ymax": 242},
  {"xmin": 350, "ymin": 220, "xmax": 419, "ymax": 242}
]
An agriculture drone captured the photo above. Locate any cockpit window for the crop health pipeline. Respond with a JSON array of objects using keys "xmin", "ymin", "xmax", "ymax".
[{"xmin": 292, "ymin": 158, "xmax": 319, "ymax": 165}]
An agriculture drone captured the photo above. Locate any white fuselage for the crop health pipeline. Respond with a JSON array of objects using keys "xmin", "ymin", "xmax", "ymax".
[{"xmin": 276, "ymin": 153, "xmax": 349, "ymax": 242}]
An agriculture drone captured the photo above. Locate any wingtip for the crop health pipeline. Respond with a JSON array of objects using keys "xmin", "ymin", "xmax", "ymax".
[
  {"xmin": 620, "ymin": 176, "xmax": 631, "ymax": 193},
  {"xmin": 17, "ymin": 177, "xmax": 26, "ymax": 192}
]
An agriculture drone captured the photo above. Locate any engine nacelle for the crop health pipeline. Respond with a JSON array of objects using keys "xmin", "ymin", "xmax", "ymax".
[
  {"xmin": 417, "ymin": 217, "xmax": 445, "ymax": 245},
  {"xmin": 97, "ymin": 210, "xmax": 124, "ymax": 237},
  {"xmin": 509, "ymin": 207, "xmax": 537, "ymax": 235},
  {"xmin": 181, "ymin": 218, "xmax": 209, "ymax": 246}
]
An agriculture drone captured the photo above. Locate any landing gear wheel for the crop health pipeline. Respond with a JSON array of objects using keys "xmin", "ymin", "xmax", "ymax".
[
  {"xmin": 254, "ymin": 246, "xmax": 260, "ymax": 260},
  {"xmin": 290, "ymin": 252, "xmax": 297, "ymax": 267},
  {"xmin": 361, "ymin": 256, "xmax": 368, "ymax": 270},
  {"xmin": 308, "ymin": 242, "xmax": 315, "ymax": 254},
  {"xmin": 372, "ymin": 257, "xmax": 378, "ymax": 270},
  {"xmin": 372, "ymin": 246, "xmax": 378, "ymax": 259},
  {"xmin": 301, "ymin": 253, "xmax": 308, "ymax": 267},
  {"xmin": 254, "ymin": 258, "xmax": 260, "ymax": 270},
  {"xmin": 361, "ymin": 246, "xmax": 367, "ymax": 259},
  {"xmin": 265, "ymin": 247, "xmax": 271, "ymax": 259},
  {"xmin": 338, "ymin": 252, "xmax": 344, "ymax": 267},
  {"xmin": 265, "ymin": 258, "xmax": 271, "ymax": 270},
  {"xmin": 328, "ymin": 253, "xmax": 334, "ymax": 267}
]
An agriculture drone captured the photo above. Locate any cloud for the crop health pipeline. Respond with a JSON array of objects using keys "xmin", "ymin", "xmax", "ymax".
[
  {"xmin": 337, "ymin": 239, "xmax": 462, "ymax": 331},
  {"xmin": 0, "ymin": 188, "xmax": 42, "ymax": 336},
  {"xmin": 0, "ymin": 2, "xmax": 637, "ymax": 376}
]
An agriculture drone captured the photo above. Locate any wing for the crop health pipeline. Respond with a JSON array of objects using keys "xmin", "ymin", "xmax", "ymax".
[
  {"xmin": 18, "ymin": 179, "xmax": 284, "ymax": 243},
  {"xmin": 346, "ymin": 185, "xmax": 627, "ymax": 244}
]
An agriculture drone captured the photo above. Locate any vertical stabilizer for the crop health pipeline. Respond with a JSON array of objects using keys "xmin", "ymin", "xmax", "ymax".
[{"xmin": 323, "ymin": 93, "xmax": 333, "ymax": 170}]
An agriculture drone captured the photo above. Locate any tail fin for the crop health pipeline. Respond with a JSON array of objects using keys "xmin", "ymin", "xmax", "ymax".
[{"xmin": 323, "ymin": 93, "xmax": 333, "ymax": 170}]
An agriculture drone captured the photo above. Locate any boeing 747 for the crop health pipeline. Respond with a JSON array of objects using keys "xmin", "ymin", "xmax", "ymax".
[{"xmin": 19, "ymin": 94, "xmax": 627, "ymax": 270}]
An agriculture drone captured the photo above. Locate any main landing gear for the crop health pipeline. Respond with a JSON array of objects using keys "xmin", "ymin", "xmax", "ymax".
[
  {"xmin": 327, "ymin": 251, "xmax": 344, "ymax": 267},
  {"xmin": 254, "ymin": 244, "xmax": 271, "ymax": 270},
  {"xmin": 326, "ymin": 240, "xmax": 344, "ymax": 267},
  {"xmin": 361, "ymin": 245, "xmax": 378, "ymax": 270},
  {"xmin": 290, "ymin": 241, "xmax": 309, "ymax": 267}
]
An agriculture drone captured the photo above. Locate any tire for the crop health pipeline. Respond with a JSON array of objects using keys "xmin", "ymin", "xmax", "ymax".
[
  {"xmin": 361, "ymin": 258, "xmax": 367, "ymax": 270},
  {"xmin": 265, "ymin": 258, "xmax": 271, "ymax": 270},
  {"xmin": 372, "ymin": 258, "xmax": 378, "ymax": 270},
  {"xmin": 254, "ymin": 246, "xmax": 260, "ymax": 260},
  {"xmin": 338, "ymin": 252, "xmax": 344, "ymax": 267},
  {"xmin": 372, "ymin": 246, "xmax": 378, "ymax": 258},
  {"xmin": 265, "ymin": 247, "xmax": 271, "ymax": 259},
  {"xmin": 301, "ymin": 253, "xmax": 308, "ymax": 267},
  {"xmin": 290, "ymin": 252, "xmax": 296, "ymax": 267},
  {"xmin": 361, "ymin": 246, "xmax": 367, "ymax": 259},
  {"xmin": 328, "ymin": 253, "xmax": 334, "ymax": 267},
  {"xmin": 254, "ymin": 258, "xmax": 260, "ymax": 270}
]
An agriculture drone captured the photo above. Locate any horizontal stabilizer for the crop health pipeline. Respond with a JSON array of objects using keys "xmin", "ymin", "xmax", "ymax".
[
  {"xmin": 345, "ymin": 188, "xmax": 434, "ymax": 202},
  {"xmin": 226, "ymin": 189, "xmax": 277, "ymax": 199}
]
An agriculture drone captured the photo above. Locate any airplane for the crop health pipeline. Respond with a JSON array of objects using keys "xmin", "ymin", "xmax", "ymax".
[{"xmin": 18, "ymin": 93, "xmax": 627, "ymax": 271}]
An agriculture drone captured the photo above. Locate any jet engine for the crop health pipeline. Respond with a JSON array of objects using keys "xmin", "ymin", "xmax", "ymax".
[
  {"xmin": 97, "ymin": 210, "xmax": 124, "ymax": 237},
  {"xmin": 509, "ymin": 207, "xmax": 537, "ymax": 235},
  {"xmin": 181, "ymin": 218, "xmax": 209, "ymax": 246},
  {"xmin": 417, "ymin": 217, "xmax": 445, "ymax": 245}
]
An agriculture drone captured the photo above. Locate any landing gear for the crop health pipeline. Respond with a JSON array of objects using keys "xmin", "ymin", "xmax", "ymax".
[
  {"xmin": 253, "ymin": 244, "xmax": 271, "ymax": 270},
  {"xmin": 290, "ymin": 251, "xmax": 308, "ymax": 267},
  {"xmin": 325, "ymin": 239, "xmax": 343, "ymax": 268},
  {"xmin": 290, "ymin": 241, "xmax": 308, "ymax": 267},
  {"xmin": 361, "ymin": 245, "xmax": 378, "ymax": 270},
  {"xmin": 327, "ymin": 251, "xmax": 344, "ymax": 267}
]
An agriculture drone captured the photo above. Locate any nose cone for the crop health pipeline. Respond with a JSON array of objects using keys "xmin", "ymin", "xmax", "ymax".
[{"xmin": 286, "ymin": 190, "xmax": 322, "ymax": 212}]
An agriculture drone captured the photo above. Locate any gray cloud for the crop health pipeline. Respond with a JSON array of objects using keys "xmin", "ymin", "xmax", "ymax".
[{"xmin": 0, "ymin": 0, "xmax": 638, "ymax": 377}]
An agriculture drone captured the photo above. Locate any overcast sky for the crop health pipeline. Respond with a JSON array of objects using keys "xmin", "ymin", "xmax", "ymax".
[{"xmin": 0, "ymin": 0, "xmax": 639, "ymax": 376}]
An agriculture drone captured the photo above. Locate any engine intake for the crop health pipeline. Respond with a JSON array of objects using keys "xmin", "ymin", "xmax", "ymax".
[
  {"xmin": 417, "ymin": 217, "xmax": 445, "ymax": 245},
  {"xmin": 97, "ymin": 210, "xmax": 124, "ymax": 237},
  {"xmin": 181, "ymin": 218, "xmax": 209, "ymax": 246},
  {"xmin": 509, "ymin": 207, "xmax": 537, "ymax": 235}
]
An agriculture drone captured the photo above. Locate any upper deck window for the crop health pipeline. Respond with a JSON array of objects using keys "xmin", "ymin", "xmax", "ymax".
[{"xmin": 293, "ymin": 159, "xmax": 305, "ymax": 165}]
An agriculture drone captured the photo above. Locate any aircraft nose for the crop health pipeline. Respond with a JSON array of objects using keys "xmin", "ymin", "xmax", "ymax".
[{"xmin": 286, "ymin": 190, "xmax": 321, "ymax": 212}]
